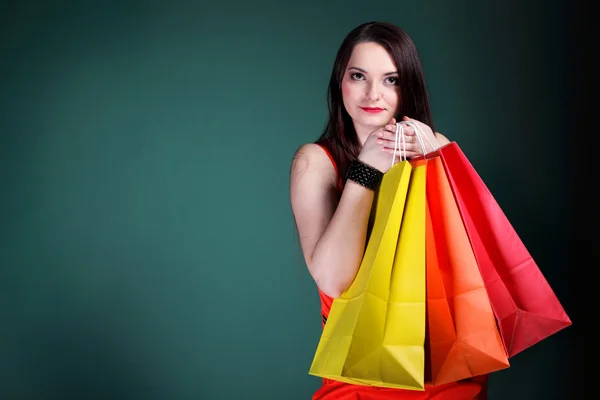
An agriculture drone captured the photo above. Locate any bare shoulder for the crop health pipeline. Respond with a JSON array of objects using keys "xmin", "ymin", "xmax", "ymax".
[
  {"xmin": 435, "ymin": 132, "xmax": 451, "ymax": 146},
  {"xmin": 291, "ymin": 142, "xmax": 333, "ymax": 168},
  {"xmin": 290, "ymin": 143, "xmax": 337, "ymax": 188}
]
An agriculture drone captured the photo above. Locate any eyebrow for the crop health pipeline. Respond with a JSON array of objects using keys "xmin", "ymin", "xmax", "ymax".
[{"xmin": 348, "ymin": 66, "xmax": 398, "ymax": 76}]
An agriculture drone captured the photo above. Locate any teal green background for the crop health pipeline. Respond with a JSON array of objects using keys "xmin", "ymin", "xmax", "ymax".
[{"xmin": 1, "ymin": 1, "xmax": 580, "ymax": 399}]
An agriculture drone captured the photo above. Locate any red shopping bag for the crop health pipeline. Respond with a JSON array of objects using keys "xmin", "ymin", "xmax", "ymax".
[
  {"xmin": 419, "ymin": 157, "xmax": 509, "ymax": 385},
  {"xmin": 436, "ymin": 142, "xmax": 571, "ymax": 357}
]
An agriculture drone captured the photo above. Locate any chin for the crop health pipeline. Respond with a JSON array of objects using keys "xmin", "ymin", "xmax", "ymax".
[{"xmin": 358, "ymin": 114, "xmax": 391, "ymax": 128}]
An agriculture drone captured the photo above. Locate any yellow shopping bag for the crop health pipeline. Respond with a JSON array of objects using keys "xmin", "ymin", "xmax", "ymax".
[{"xmin": 309, "ymin": 160, "xmax": 427, "ymax": 390}]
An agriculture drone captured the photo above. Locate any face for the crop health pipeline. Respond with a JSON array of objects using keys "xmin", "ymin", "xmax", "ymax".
[{"xmin": 341, "ymin": 42, "xmax": 400, "ymax": 137}]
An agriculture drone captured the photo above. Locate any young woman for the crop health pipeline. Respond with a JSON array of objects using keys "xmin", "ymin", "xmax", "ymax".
[{"xmin": 289, "ymin": 22, "xmax": 489, "ymax": 399}]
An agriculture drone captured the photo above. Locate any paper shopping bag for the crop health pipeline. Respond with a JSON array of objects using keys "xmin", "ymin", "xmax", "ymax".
[
  {"xmin": 437, "ymin": 142, "xmax": 571, "ymax": 357},
  {"xmin": 424, "ymin": 156, "xmax": 509, "ymax": 385},
  {"xmin": 309, "ymin": 160, "xmax": 427, "ymax": 390}
]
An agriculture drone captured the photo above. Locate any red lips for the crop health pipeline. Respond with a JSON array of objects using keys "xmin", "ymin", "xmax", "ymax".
[{"xmin": 360, "ymin": 107, "xmax": 384, "ymax": 113}]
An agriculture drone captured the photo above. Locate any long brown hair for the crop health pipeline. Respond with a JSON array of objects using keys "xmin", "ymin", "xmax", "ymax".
[{"xmin": 317, "ymin": 21, "xmax": 435, "ymax": 181}]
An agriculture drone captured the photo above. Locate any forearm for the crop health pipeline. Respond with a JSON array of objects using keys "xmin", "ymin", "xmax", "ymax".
[{"xmin": 309, "ymin": 181, "xmax": 374, "ymax": 298}]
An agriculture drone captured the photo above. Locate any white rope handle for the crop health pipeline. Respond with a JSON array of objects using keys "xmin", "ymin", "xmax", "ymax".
[
  {"xmin": 413, "ymin": 124, "xmax": 428, "ymax": 156},
  {"xmin": 392, "ymin": 123, "xmax": 399, "ymax": 165},
  {"xmin": 391, "ymin": 122, "xmax": 406, "ymax": 168},
  {"xmin": 403, "ymin": 120, "xmax": 437, "ymax": 153}
]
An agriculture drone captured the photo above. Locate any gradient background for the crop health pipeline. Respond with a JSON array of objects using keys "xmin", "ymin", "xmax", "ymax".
[{"xmin": 1, "ymin": 1, "xmax": 584, "ymax": 399}]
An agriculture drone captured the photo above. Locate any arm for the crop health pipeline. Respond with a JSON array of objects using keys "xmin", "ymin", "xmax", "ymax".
[
  {"xmin": 290, "ymin": 143, "xmax": 374, "ymax": 298},
  {"xmin": 435, "ymin": 132, "xmax": 451, "ymax": 146}
]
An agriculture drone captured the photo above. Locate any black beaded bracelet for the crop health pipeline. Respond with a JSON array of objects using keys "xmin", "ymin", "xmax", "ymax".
[{"xmin": 346, "ymin": 159, "xmax": 384, "ymax": 191}]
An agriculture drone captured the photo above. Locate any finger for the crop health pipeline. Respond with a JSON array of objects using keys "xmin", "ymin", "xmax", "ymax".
[
  {"xmin": 377, "ymin": 130, "xmax": 395, "ymax": 139},
  {"xmin": 384, "ymin": 146, "xmax": 422, "ymax": 157},
  {"xmin": 401, "ymin": 121, "xmax": 416, "ymax": 133},
  {"xmin": 383, "ymin": 123, "xmax": 397, "ymax": 133},
  {"xmin": 380, "ymin": 118, "xmax": 397, "ymax": 131},
  {"xmin": 377, "ymin": 137, "xmax": 418, "ymax": 150},
  {"xmin": 377, "ymin": 136, "xmax": 415, "ymax": 147},
  {"xmin": 379, "ymin": 128, "xmax": 416, "ymax": 139},
  {"xmin": 378, "ymin": 124, "xmax": 397, "ymax": 136},
  {"xmin": 380, "ymin": 142, "xmax": 420, "ymax": 153},
  {"xmin": 383, "ymin": 148, "xmax": 421, "ymax": 158}
]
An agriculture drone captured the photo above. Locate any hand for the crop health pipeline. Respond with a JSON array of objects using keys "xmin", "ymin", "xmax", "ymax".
[
  {"xmin": 357, "ymin": 117, "xmax": 404, "ymax": 173},
  {"xmin": 397, "ymin": 116, "xmax": 442, "ymax": 157},
  {"xmin": 368, "ymin": 116, "xmax": 441, "ymax": 161},
  {"xmin": 358, "ymin": 117, "xmax": 443, "ymax": 172}
]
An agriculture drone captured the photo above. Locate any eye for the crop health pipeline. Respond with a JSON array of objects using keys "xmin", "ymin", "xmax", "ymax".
[
  {"xmin": 385, "ymin": 76, "xmax": 399, "ymax": 85},
  {"xmin": 350, "ymin": 72, "xmax": 365, "ymax": 80}
]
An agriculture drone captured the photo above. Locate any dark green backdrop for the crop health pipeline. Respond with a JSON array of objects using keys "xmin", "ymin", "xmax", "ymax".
[{"xmin": 1, "ymin": 1, "xmax": 580, "ymax": 399}]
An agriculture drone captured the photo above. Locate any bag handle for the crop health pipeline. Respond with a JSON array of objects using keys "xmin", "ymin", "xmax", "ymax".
[
  {"xmin": 402, "ymin": 120, "xmax": 437, "ymax": 159},
  {"xmin": 391, "ymin": 122, "xmax": 407, "ymax": 168}
]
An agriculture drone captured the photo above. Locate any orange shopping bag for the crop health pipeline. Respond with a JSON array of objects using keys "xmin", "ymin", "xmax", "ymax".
[{"xmin": 423, "ymin": 156, "xmax": 510, "ymax": 385}]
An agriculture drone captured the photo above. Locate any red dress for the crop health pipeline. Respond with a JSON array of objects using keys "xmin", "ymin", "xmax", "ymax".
[{"xmin": 311, "ymin": 140, "xmax": 488, "ymax": 400}]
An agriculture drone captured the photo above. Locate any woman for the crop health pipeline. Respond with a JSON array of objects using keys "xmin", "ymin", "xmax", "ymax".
[{"xmin": 289, "ymin": 22, "xmax": 489, "ymax": 399}]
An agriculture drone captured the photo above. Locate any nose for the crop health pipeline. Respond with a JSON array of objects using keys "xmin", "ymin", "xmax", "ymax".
[{"xmin": 365, "ymin": 82, "xmax": 382, "ymax": 101}]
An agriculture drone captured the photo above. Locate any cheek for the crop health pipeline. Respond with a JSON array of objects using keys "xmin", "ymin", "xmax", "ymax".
[
  {"xmin": 341, "ymin": 79, "xmax": 355, "ymax": 101},
  {"xmin": 386, "ymin": 89, "xmax": 400, "ymax": 110}
]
